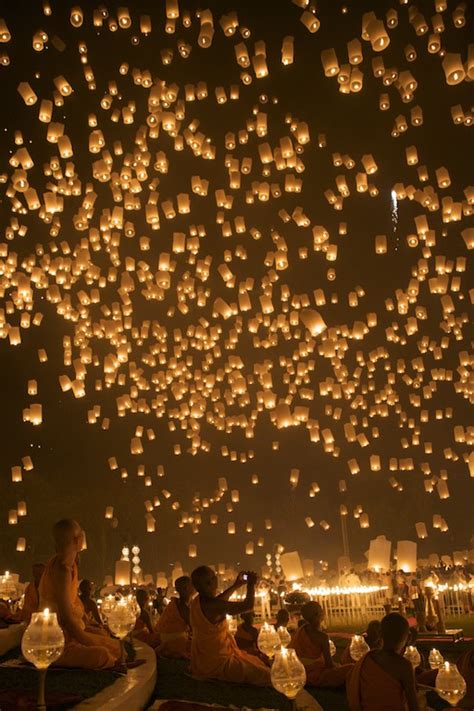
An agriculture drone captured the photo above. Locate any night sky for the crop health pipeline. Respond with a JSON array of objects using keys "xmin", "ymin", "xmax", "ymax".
[{"xmin": 0, "ymin": 0, "xmax": 472, "ymax": 583}]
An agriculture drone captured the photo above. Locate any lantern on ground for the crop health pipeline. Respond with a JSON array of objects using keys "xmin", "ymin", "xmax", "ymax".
[
  {"xmin": 349, "ymin": 634, "xmax": 369, "ymax": 661},
  {"xmin": 404, "ymin": 645, "xmax": 421, "ymax": 669},
  {"xmin": 271, "ymin": 647, "xmax": 306, "ymax": 699},
  {"xmin": 257, "ymin": 621, "xmax": 281, "ymax": 659},
  {"xmin": 22, "ymin": 608, "xmax": 65, "ymax": 711},
  {"xmin": 435, "ymin": 661, "xmax": 466, "ymax": 707},
  {"xmin": 429, "ymin": 648, "xmax": 444, "ymax": 669},
  {"xmin": 107, "ymin": 598, "xmax": 136, "ymax": 640}
]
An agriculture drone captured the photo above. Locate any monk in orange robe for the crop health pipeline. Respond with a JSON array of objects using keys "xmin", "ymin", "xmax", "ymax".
[
  {"xmin": 346, "ymin": 612, "xmax": 420, "ymax": 711},
  {"xmin": 39, "ymin": 519, "xmax": 122, "ymax": 670},
  {"xmin": 290, "ymin": 601, "xmax": 354, "ymax": 688},
  {"xmin": 457, "ymin": 648, "xmax": 474, "ymax": 700},
  {"xmin": 133, "ymin": 587, "xmax": 162, "ymax": 648},
  {"xmin": 16, "ymin": 563, "xmax": 45, "ymax": 624},
  {"xmin": 189, "ymin": 566, "xmax": 271, "ymax": 686},
  {"xmin": 78, "ymin": 579, "xmax": 103, "ymax": 628},
  {"xmin": 235, "ymin": 611, "xmax": 260, "ymax": 656},
  {"xmin": 155, "ymin": 576, "xmax": 193, "ymax": 658}
]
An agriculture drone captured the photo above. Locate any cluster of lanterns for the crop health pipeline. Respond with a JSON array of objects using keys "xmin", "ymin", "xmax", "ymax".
[{"xmin": 0, "ymin": 0, "xmax": 472, "ymax": 561}]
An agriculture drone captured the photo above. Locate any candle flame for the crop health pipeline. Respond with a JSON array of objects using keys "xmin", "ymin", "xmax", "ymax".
[{"xmin": 43, "ymin": 607, "xmax": 50, "ymax": 619}]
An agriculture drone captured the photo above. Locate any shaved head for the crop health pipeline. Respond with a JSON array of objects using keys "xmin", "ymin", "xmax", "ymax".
[
  {"xmin": 52, "ymin": 519, "xmax": 83, "ymax": 551},
  {"xmin": 302, "ymin": 601, "xmax": 323, "ymax": 623},
  {"xmin": 191, "ymin": 566, "xmax": 217, "ymax": 597},
  {"xmin": 381, "ymin": 613, "xmax": 410, "ymax": 651},
  {"xmin": 175, "ymin": 575, "xmax": 192, "ymax": 595}
]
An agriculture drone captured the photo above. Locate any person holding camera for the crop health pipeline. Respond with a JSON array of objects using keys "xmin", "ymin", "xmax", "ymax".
[{"xmin": 189, "ymin": 566, "xmax": 271, "ymax": 686}]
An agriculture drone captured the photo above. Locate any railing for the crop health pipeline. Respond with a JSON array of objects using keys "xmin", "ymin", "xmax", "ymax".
[{"xmin": 255, "ymin": 585, "xmax": 474, "ymax": 626}]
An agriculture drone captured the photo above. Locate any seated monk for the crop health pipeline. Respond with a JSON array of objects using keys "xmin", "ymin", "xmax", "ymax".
[
  {"xmin": 235, "ymin": 611, "xmax": 260, "ymax": 656},
  {"xmin": 341, "ymin": 620, "xmax": 382, "ymax": 664},
  {"xmin": 39, "ymin": 519, "xmax": 122, "ymax": 670},
  {"xmin": 133, "ymin": 588, "xmax": 161, "ymax": 648},
  {"xmin": 457, "ymin": 648, "xmax": 474, "ymax": 700},
  {"xmin": 0, "ymin": 600, "xmax": 14, "ymax": 627},
  {"xmin": 155, "ymin": 576, "xmax": 193, "ymax": 659},
  {"xmin": 346, "ymin": 612, "xmax": 419, "ymax": 711},
  {"xmin": 190, "ymin": 567, "xmax": 271, "ymax": 686},
  {"xmin": 78, "ymin": 579, "xmax": 102, "ymax": 628},
  {"xmin": 16, "ymin": 563, "xmax": 45, "ymax": 625},
  {"xmin": 274, "ymin": 608, "xmax": 290, "ymax": 632},
  {"xmin": 290, "ymin": 601, "xmax": 354, "ymax": 688}
]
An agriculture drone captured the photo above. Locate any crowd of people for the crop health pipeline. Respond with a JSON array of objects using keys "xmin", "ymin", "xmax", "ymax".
[{"xmin": 1, "ymin": 519, "xmax": 473, "ymax": 711}]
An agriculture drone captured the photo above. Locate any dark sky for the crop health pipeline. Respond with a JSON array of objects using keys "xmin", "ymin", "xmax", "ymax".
[{"xmin": 0, "ymin": 0, "xmax": 472, "ymax": 583}]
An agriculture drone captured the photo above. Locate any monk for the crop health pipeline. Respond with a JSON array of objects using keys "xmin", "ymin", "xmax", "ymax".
[
  {"xmin": 346, "ymin": 612, "xmax": 419, "ymax": 711},
  {"xmin": 189, "ymin": 567, "xmax": 271, "ymax": 685},
  {"xmin": 78, "ymin": 579, "xmax": 102, "ymax": 627},
  {"xmin": 457, "ymin": 648, "xmax": 474, "ymax": 700},
  {"xmin": 290, "ymin": 601, "xmax": 354, "ymax": 688},
  {"xmin": 39, "ymin": 519, "xmax": 122, "ymax": 669},
  {"xmin": 16, "ymin": 563, "xmax": 45, "ymax": 624},
  {"xmin": 155, "ymin": 576, "xmax": 193, "ymax": 658},
  {"xmin": 341, "ymin": 620, "xmax": 382, "ymax": 664},
  {"xmin": 132, "ymin": 588, "xmax": 161, "ymax": 648},
  {"xmin": 235, "ymin": 611, "xmax": 260, "ymax": 656},
  {"xmin": 274, "ymin": 608, "xmax": 290, "ymax": 632}
]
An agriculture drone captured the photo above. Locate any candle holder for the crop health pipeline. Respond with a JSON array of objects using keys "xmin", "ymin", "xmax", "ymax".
[
  {"xmin": 404, "ymin": 645, "xmax": 421, "ymax": 669},
  {"xmin": 428, "ymin": 647, "xmax": 444, "ymax": 670},
  {"xmin": 106, "ymin": 597, "xmax": 137, "ymax": 641},
  {"xmin": 349, "ymin": 634, "xmax": 369, "ymax": 661},
  {"xmin": 277, "ymin": 625, "xmax": 291, "ymax": 648},
  {"xmin": 21, "ymin": 608, "xmax": 65, "ymax": 710},
  {"xmin": 271, "ymin": 647, "xmax": 306, "ymax": 702},
  {"xmin": 257, "ymin": 621, "xmax": 281, "ymax": 659},
  {"xmin": 435, "ymin": 661, "xmax": 466, "ymax": 708}
]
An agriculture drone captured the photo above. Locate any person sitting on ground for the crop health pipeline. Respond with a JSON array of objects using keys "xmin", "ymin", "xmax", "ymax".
[
  {"xmin": 274, "ymin": 608, "xmax": 290, "ymax": 632},
  {"xmin": 189, "ymin": 567, "xmax": 271, "ymax": 685},
  {"xmin": 341, "ymin": 619, "xmax": 382, "ymax": 664},
  {"xmin": 39, "ymin": 519, "xmax": 122, "ymax": 670},
  {"xmin": 16, "ymin": 563, "xmax": 45, "ymax": 625},
  {"xmin": 290, "ymin": 601, "xmax": 354, "ymax": 688},
  {"xmin": 133, "ymin": 588, "xmax": 161, "ymax": 648},
  {"xmin": 457, "ymin": 647, "xmax": 474, "ymax": 701},
  {"xmin": 78, "ymin": 579, "xmax": 102, "ymax": 628},
  {"xmin": 235, "ymin": 611, "xmax": 260, "ymax": 656},
  {"xmin": 346, "ymin": 612, "xmax": 420, "ymax": 711},
  {"xmin": 154, "ymin": 575, "xmax": 193, "ymax": 659}
]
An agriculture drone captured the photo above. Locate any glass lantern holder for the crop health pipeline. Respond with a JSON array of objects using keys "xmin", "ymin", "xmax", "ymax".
[{"xmin": 21, "ymin": 610, "xmax": 65, "ymax": 711}]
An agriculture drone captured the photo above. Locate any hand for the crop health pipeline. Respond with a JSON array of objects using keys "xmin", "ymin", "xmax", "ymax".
[
  {"xmin": 246, "ymin": 571, "xmax": 258, "ymax": 586},
  {"xmin": 234, "ymin": 572, "xmax": 248, "ymax": 587}
]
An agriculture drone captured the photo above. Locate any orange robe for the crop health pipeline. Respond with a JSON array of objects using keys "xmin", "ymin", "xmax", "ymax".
[
  {"xmin": 346, "ymin": 651, "xmax": 408, "ymax": 711},
  {"xmin": 154, "ymin": 598, "xmax": 191, "ymax": 659},
  {"xmin": 133, "ymin": 613, "xmax": 162, "ymax": 649},
  {"xmin": 17, "ymin": 583, "xmax": 39, "ymax": 624},
  {"xmin": 189, "ymin": 596, "xmax": 270, "ymax": 685},
  {"xmin": 235, "ymin": 623, "xmax": 259, "ymax": 656},
  {"xmin": 290, "ymin": 625, "xmax": 353, "ymax": 688},
  {"xmin": 457, "ymin": 649, "xmax": 474, "ymax": 700},
  {"xmin": 39, "ymin": 556, "xmax": 122, "ymax": 670}
]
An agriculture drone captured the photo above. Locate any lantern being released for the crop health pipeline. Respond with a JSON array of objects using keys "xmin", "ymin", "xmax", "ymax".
[{"xmin": 0, "ymin": 0, "xmax": 472, "ymax": 564}]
